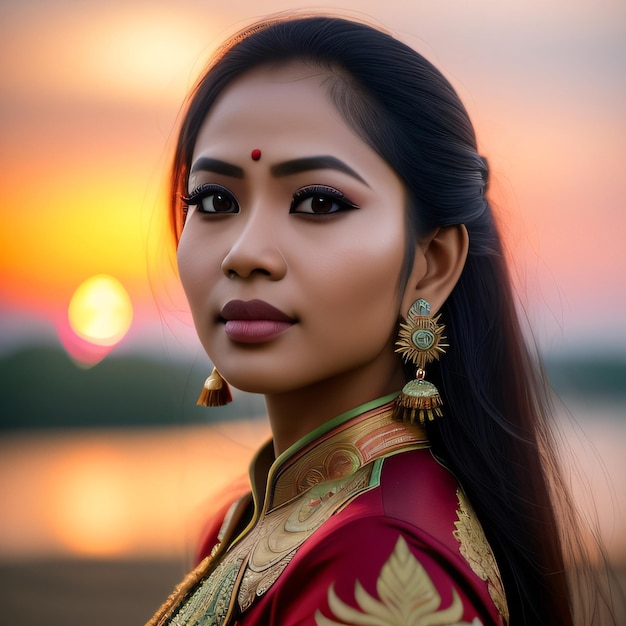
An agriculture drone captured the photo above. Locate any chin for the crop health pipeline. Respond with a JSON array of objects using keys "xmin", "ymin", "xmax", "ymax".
[
  {"xmin": 219, "ymin": 365, "xmax": 317, "ymax": 396},
  {"xmin": 225, "ymin": 378, "xmax": 295, "ymax": 396}
]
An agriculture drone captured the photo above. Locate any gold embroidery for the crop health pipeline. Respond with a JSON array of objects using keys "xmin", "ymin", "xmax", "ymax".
[
  {"xmin": 271, "ymin": 407, "xmax": 428, "ymax": 510},
  {"xmin": 171, "ymin": 459, "xmax": 376, "ymax": 622},
  {"xmin": 168, "ymin": 555, "xmax": 244, "ymax": 626},
  {"xmin": 315, "ymin": 535, "xmax": 472, "ymax": 626},
  {"xmin": 453, "ymin": 489, "xmax": 509, "ymax": 625},
  {"xmin": 238, "ymin": 547, "xmax": 297, "ymax": 611},
  {"xmin": 146, "ymin": 400, "xmax": 430, "ymax": 626},
  {"xmin": 238, "ymin": 466, "xmax": 372, "ymax": 611}
]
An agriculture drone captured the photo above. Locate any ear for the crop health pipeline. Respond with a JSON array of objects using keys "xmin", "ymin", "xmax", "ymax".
[{"xmin": 400, "ymin": 225, "xmax": 469, "ymax": 315}]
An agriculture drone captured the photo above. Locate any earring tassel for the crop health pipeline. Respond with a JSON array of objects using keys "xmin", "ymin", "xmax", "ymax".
[
  {"xmin": 197, "ymin": 367, "xmax": 233, "ymax": 407},
  {"xmin": 393, "ymin": 374, "xmax": 443, "ymax": 426}
]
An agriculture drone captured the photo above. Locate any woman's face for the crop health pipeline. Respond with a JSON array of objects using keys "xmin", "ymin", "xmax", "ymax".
[{"xmin": 177, "ymin": 62, "xmax": 409, "ymax": 395}]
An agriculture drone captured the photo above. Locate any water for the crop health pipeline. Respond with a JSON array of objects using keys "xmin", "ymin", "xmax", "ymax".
[{"xmin": 0, "ymin": 400, "xmax": 623, "ymax": 563}]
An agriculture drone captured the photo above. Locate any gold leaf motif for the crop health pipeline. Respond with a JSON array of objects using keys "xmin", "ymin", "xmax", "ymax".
[
  {"xmin": 453, "ymin": 490, "xmax": 508, "ymax": 625},
  {"xmin": 315, "ymin": 535, "xmax": 477, "ymax": 626}
]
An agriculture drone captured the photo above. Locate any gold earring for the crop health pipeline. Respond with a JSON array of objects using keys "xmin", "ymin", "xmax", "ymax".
[
  {"xmin": 197, "ymin": 367, "xmax": 233, "ymax": 407},
  {"xmin": 394, "ymin": 298, "xmax": 447, "ymax": 425}
]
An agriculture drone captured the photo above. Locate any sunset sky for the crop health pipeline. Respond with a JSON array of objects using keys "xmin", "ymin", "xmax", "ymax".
[
  {"xmin": 1, "ymin": 0, "xmax": 625, "ymax": 360},
  {"xmin": 1, "ymin": 0, "xmax": 625, "ymax": 566}
]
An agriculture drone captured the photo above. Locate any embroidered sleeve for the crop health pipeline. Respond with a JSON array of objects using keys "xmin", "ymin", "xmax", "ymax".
[{"xmin": 453, "ymin": 489, "xmax": 508, "ymax": 623}]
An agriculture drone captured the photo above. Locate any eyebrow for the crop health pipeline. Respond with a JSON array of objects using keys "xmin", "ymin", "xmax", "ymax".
[
  {"xmin": 271, "ymin": 156, "xmax": 368, "ymax": 186},
  {"xmin": 190, "ymin": 157, "xmax": 244, "ymax": 178},
  {"xmin": 189, "ymin": 155, "xmax": 368, "ymax": 186}
]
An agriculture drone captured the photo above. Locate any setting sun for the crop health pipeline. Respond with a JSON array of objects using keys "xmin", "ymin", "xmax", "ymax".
[{"xmin": 68, "ymin": 274, "xmax": 133, "ymax": 346}]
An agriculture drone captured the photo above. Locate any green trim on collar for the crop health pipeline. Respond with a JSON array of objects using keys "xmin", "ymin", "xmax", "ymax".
[
  {"xmin": 273, "ymin": 392, "xmax": 399, "ymax": 467},
  {"xmin": 369, "ymin": 457, "xmax": 385, "ymax": 489}
]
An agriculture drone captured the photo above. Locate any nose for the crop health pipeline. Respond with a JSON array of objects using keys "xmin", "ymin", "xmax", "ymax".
[{"xmin": 221, "ymin": 213, "xmax": 287, "ymax": 280}]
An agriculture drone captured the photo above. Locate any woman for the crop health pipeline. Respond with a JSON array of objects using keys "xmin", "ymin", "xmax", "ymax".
[{"xmin": 147, "ymin": 15, "xmax": 612, "ymax": 626}]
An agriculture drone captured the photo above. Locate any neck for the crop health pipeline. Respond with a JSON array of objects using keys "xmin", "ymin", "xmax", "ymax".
[{"xmin": 264, "ymin": 357, "xmax": 405, "ymax": 456}]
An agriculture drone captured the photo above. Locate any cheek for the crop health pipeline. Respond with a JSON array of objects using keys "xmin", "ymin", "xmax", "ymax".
[
  {"xmin": 176, "ymin": 227, "xmax": 220, "ymax": 310},
  {"xmin": 296, "ymin": 226, "xmax": 405, "ymax": 354}
]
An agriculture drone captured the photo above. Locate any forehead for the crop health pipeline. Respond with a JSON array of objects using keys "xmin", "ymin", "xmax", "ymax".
[
  {"xmin": 189, "ymin": 61, "xmax": 405, "ymax": 198},
  {"xmin": 192, "ymin": 62, "xmax": 364, "ymax": 157}
]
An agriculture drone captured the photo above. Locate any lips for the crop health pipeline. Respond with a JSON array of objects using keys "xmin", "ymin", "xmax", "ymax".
[
  {"xmin": 220, "ymin": 299, "xmax": 294, "ymax": 322},
  {"xmin": 220, "ymin": 299, "xmax": 295, "ymax": 343}
]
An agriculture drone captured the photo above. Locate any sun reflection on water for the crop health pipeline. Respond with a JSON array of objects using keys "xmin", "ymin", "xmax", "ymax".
[
  {"xmin": 0, "ymin": 399, "xmax": 624, "ymax": 567},
  {"xmin": 0, "ymin": 421, "xmax": 269, "ymax": 559}
]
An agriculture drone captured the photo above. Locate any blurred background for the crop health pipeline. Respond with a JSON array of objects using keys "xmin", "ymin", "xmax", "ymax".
[{"xmin": 1, "ymin": 0, "xmax": 624, "ymax": 623}]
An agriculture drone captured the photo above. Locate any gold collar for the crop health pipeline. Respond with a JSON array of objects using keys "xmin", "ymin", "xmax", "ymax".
[{"xmin": 248, "ymin": 393, "xmax": 430, "ymax": 518}]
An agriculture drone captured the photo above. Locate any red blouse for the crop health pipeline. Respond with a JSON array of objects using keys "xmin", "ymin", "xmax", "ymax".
[{"xmin": 147, "ymin": 395, "xmax": 508, "ymax": 626}]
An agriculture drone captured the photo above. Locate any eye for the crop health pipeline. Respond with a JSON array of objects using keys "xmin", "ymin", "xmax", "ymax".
[
  {"xmin": 290, "ymin": 185, "xmax": 359, "ymax": 215},
  {"xmin": 183, "ymin": 184, "xmax": 239, "ymax": 214}
]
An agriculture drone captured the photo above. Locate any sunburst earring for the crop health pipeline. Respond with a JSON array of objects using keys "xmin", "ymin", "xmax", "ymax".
[
  {"xmin": 197, "ymin": 367, "xmax": 233, "ymax": 407},
  {"xmin": 394, "ymin": 298, "xmax": 448, "ymax": 425}
]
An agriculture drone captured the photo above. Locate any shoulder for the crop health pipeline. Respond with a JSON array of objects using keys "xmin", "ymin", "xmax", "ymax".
[
  {"xmin": 329, "ymin": 448, "xmax": 474, "ymax": 558},
  {"xmin": 258, "ymin": 450, "xmax": 507, "ymax": 625},
  {"xmin": 362, "ymin": 448, "xmax": 465, "ymax": 548},
  {"xmin": 265, "ymin": 516, "xmax": 503, "ymax": 626}
]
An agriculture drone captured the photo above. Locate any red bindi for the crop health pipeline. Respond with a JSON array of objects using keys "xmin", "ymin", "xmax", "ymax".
[{"xmin": 251, "ymin": 149, "xmax": 262, "ymax": 161}]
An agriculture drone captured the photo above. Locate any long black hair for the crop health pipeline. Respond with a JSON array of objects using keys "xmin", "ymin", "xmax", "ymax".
[{"xmin": 168, "ymin": 15, "xmax": 614, "ymax": 626}]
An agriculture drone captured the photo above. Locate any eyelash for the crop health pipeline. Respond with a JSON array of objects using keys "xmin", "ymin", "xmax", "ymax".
[
  {"xmin": 182, "ymin": 184, "xmax": 359, "ymax": 216},
  {"xmin": 290, "ymin": 185, "xmax": 359, "ymax": 215},
  {"xmin": 182, "ymin": 184, "xmax": 239, "ymax": 214}
]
